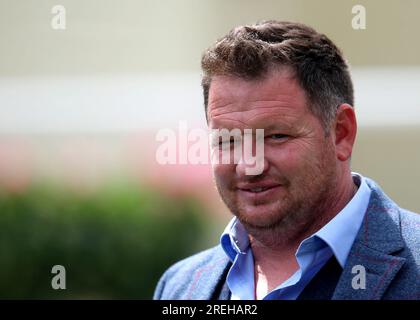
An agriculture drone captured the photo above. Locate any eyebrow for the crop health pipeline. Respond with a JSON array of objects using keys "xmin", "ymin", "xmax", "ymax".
[
  {"xmin": 210, "ymin": 121, "xmax": 295, "ymax": 133},
  {"xmin": 255, "ymin": 122, "xmax": 294, "ymax": 132}
]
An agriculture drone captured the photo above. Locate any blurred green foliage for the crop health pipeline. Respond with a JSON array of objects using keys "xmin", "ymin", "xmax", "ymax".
[{"xmin": 0, "ymin": 181, "xmax": 213, "ymax": 299}]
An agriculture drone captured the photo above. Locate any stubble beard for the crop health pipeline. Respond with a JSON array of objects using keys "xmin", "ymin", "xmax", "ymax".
[{"xmin": 215, "ymin": 150, "xmax": 338, "ymax": 249}]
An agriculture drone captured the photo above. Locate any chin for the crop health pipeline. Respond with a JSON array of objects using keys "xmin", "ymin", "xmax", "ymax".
[{"xmin": 236, "ymin": 202, "xmax": 289, "ymax": 229}]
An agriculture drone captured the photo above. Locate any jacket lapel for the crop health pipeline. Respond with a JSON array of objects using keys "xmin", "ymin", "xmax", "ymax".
[
  {"xmin": 215, "ymin": 280, "xmax": 232, "ymax": 300},
  {"xmin": 332, "ymin": 180, "xmax": 406, "ymax": 300}
]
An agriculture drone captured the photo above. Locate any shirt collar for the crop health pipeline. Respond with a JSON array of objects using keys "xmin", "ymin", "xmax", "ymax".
[
  {"xmin": 313, "ymin": 172, "xmax": 371, "ymax": 267},
  {"xmin": 220, "ymin": 172, "xmax": 372, "ymax": 267},
  {"xmin": 221, "ymin": 218, "xmax": 249, "ymax": 261}
]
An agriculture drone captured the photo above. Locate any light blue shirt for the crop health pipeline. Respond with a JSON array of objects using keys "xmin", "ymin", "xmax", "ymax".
[{"xmin": 220, "ymin": 172, "xmax": 372, "ymax": 300}]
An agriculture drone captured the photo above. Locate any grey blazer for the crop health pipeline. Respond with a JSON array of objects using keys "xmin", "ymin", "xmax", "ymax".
[{"xmin": 154, "ymin": 178, "xmax": 420, "ymax": 300}]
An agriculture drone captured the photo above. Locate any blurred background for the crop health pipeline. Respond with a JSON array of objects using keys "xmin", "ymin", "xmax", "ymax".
[{"xmin": 0, "ymin": 0, "xmax": 419, "ymax": 298}]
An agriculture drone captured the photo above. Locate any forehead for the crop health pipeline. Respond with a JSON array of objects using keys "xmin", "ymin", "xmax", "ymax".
[{"xmin": 207, "ymin": 69, "xmax": 310, "ymax": 129}]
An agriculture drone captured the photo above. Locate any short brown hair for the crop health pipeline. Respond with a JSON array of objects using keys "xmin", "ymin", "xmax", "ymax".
[{"xmin": 201, "ymin": 20, "xmax": 354, "ymax": 132}]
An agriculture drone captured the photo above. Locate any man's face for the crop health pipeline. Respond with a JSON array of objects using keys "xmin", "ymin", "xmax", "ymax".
[{"xmin": 207, "ymin": 69, "xmax": 340, "ymax": 238}]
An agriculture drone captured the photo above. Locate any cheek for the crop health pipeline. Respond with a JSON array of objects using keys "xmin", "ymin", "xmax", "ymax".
[
  {"xmin": 265, "ymin": 143, "xmax": 304, "ymax": 168},
  {"xmin": 265, "ymin": 141, "xmax": 324, "ymax": 173},
  {"xmin": 212, "ymin": 164, "xmax": 234, "ymax": 184}
]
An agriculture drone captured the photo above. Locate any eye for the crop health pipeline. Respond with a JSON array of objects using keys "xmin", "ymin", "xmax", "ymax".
[{"xmin": 267, "ymin": 133, "xmax": 288, "ymax": 140}]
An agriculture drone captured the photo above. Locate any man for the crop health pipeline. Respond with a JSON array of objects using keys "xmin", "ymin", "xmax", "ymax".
[{"xmin": 154, "ymin": 21, "xmax": 419, "ymax": 300}]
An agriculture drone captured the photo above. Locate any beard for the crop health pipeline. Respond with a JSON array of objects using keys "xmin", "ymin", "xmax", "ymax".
[{"xmin": 214, "ymin": 142, "xmax": 339, "ymax": 248}]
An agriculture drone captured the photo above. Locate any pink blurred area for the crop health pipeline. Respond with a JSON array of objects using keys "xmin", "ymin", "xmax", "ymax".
[
  {"xmin": 126, "ymin": 130, "xmax": 226, "ymax": 217},
  {"xmin": 0, "ymin": 130, "xmax": 227, "ymax": 217},
  {"xmin": 0, "ymin": 138, "xmax": 33, "ymax": 193}
]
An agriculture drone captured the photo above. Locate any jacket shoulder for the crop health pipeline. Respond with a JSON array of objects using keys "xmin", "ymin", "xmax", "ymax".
[
  {"xmin": 342, "ymin": 178, "xmax": 420, "ymax": 299},
  {"xmin": 153, "ymin": 245, "xmax": 229, "ymax": 300},
  {"xmin": 399, "ymin": 208, "xmax": 420, "ymax": 263}
]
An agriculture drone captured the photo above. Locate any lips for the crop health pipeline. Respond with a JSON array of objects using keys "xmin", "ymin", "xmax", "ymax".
[
  {"xmin": 237, "ymin": 182, "xmax": 281, "ymax": 193},
  {"xmin": 236, "ymin": 182, "xmax": 282, "ymax": 202},
  {"xmin": 241, "ymin": 186, "xmax": 277, "ymax": 193}
]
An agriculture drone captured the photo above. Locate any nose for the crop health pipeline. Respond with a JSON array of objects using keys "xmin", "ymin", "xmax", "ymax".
[{"xmin": 235, "ymin": 154, "xmax": 269, "ymax": 177}]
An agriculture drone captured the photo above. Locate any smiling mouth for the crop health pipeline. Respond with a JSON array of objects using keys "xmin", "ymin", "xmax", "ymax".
[{"xmin": 239, "ymin": 185, "xmax": 280, "ymax": 193}]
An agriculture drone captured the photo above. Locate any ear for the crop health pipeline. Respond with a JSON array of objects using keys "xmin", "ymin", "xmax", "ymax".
[{"xmin": 333, "ymin": 103, "xmax": 357, "ymax": 162}]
